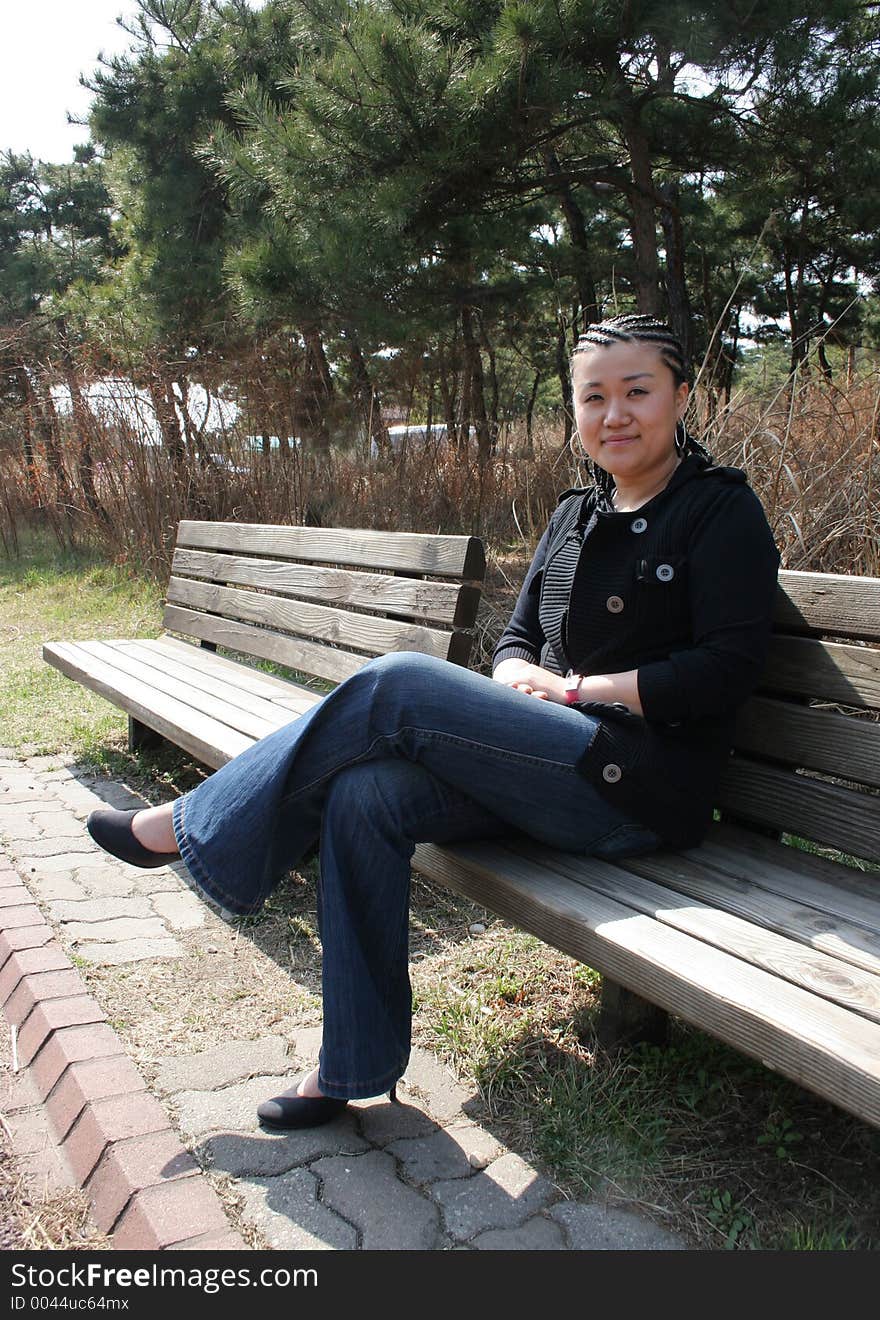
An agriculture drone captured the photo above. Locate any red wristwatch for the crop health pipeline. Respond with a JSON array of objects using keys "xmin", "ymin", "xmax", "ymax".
[{"xmin": 563, "ymin": 671, "xmax": 583, "ymax": 705}]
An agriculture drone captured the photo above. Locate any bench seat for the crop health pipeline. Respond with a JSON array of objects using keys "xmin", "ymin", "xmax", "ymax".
[{"xmin": 413, "ymin": 823, "xmax": 880, "ymax": 1127}]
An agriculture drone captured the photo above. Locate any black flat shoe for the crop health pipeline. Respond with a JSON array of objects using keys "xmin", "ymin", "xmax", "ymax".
[
  {"xmin": 257, "ymin": 1083, "xmax": 398, "ymax": 1130},
  {"xmin": 86, "ymin": 808, "xmax": 179, "ymax": 869}
]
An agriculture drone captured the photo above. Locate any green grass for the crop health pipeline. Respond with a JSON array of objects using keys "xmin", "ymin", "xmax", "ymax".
[{"xmin": 0, "ymin": 531, "xmax": 163, "ymax": 758}]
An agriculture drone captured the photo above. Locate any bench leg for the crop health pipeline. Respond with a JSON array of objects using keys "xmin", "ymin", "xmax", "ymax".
[
  {"xmin": 593, "ymin": 979, "xmax": 669, "ymax": 1052},
  {"xmin": 128, "ymin": 716, "xmax": 166, "ymax": 754}
]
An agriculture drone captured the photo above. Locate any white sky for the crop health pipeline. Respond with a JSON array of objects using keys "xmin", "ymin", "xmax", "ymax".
[{"xmin": 0, "ymin": 1, "xmax": 145, "ymax": 162}]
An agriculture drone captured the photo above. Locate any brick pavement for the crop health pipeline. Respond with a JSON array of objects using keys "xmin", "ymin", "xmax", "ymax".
[{"xmin": 0, "ymin": 753, "xmax": 688, "ymax": 1251}]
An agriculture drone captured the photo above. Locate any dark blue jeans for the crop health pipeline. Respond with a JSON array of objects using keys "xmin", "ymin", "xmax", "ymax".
[{"xmin": 172, "ymin": 652, "xmax": 658, "ymax": 1099}]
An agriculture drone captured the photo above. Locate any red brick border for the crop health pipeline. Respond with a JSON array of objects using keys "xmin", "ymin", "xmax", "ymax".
[{"xmin": 0, "ymin": 854, "xmax": 248, "ymax": 1251}]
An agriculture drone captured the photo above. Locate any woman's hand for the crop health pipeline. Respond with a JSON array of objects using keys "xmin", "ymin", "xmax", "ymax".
[
  {"xmin": 492, "ymin": 659, "xmax": 644, "ymax": 714},
  {"xmin": 491, "ymin": 659, "xmax": 565, "ymax": 703}
]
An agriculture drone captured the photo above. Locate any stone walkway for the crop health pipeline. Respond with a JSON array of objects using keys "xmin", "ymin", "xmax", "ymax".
[{"xmin": 0, "ymin": 754, "xmax": 687, "ymax": 1251}]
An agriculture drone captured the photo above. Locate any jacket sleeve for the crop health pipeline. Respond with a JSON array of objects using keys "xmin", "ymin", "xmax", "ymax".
[
  {"xmin": 636, "ymin": 484, "xmax": 780, "ymax": 723},
  {"xmin": 492, "ymin": 519, "xmax": 553, "ymax": 671}
]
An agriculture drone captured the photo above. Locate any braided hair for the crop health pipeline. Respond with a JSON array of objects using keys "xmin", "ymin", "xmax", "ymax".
[{"xmin": 570, "ymin": 313, "xmax": 712, "ymax": 507}]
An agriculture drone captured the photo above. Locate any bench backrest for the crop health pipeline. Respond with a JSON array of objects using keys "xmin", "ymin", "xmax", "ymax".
[
  {"xmin": 163, "ymin": 520, "xmax": 486, "ymax": 686},
  {"xmin": 722, "ymin": 569, "xmax": 880, "ymax": 865}
]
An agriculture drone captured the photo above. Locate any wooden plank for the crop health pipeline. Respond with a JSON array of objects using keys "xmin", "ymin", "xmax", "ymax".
[
  {"xmin": 42, "ymin": 641, "xmax": 251, "ymax": 768},
  {"xmin": 776, "ymin": 570, "xmax": 880, "ymax": 641},
  {"xmin": 165, "ymin": 576, "xmax": 455, "ymax": 662},
  {"xmin": 150, "ymin": 635, "xmax": 326, "ymax": 702},
  {"xmin": 613, "ymin": 846, "xmax": 880, "ymax": 977},
  {"xmin": 734, "ymin": 695, "xmax": 880, "ymax": 789},
  {"xmin": 507, "ymin": 840, "xmax": 880, "ymax": 1016},
  {"xmin": 81, "ymin": 642, "xmax": 287, "ymax": 742},
  {"xmin": 175, "ymin": 520, "xmax": 486, "ymax": 581},
  {"xmin": 171, "ymin": 548, "xmax": 481, "ymax": 628},
  {"xmin": 717, "ymin": 758, "xmax": 880, "ymax": 865},
  {"xmin": 120, "ymin": 640, "xmax": 322, "ymax": 721},
  {"xmin": 162, "ymin": 605, "xmax": 369, "ymax": 686},
  {"xmin": 412, "ymin": 839, "xmax": 880, "ymax": 1127},
  {"xmin": 761, "ymin": 635, "xmax": 880, "ymax": 708},
  {"xmin": 700, "ymin": 825, "xmax": 880, "ymax": 923}
]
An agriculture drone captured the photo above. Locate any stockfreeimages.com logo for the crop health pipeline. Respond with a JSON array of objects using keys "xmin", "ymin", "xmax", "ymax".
[{"xmin": 10, "ymin": 1263, "xmax": 318, "ymax": 1298}]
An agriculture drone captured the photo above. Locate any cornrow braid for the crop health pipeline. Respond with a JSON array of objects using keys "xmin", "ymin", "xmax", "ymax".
[{"xmin": 570, "ymin": 313, "xmax": 713, "ymax": 507}]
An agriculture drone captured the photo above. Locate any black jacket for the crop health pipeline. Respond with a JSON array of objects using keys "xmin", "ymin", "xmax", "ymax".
[{"xmin": 492, "ymin": 453, "xmax": 781, "ymax": 848}]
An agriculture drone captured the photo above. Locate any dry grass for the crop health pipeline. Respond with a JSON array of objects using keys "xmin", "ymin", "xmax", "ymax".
[{"xmin": 3, "ymin": 368, "xmax": 877, "ymax": 582}]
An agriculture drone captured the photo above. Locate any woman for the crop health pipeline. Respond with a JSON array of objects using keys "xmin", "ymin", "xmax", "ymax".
[{"xmin": 86, "ymin": 314, "xmax": 780, "ymax": 1129}]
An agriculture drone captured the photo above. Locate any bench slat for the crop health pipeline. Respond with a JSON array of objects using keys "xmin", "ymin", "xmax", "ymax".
[
  {"xmin": 164, "ymin": 576, "xmax": 458, "ymax": 663},
  {"xmin": 508, "ymin": 840, "xmax": 880, "ymax": 1020},
  {"xmin": 777, "ymin": 570, "xmax": 880, "ymax": 641},
  {"xmin": 411, "ymin": 839, "xmax": 880, "ymax": 1127},
  {"xmin": 718, "ymin": 758, "xmax": 880, "ymax": 864},
  {"xmin": 163, "ymin": 606, "xmax": 370, "ymax": 686},
  {"xmin": 42, "ymin": 641, "xmax": 251, "ymax": 767},
  {"xmin": 761, "ymin": 635, "xmax": 880, "ymax": 708},
  {"xmin": 619, "ymin": 845, "xmax": 880, "ymax": 973},
  {"xmin": 82, "ymin": 642, "xmax": 289, "ymax": 742},
  {"xmin": 734, "ymin": 695, "xmax": 880, "ymax": 789},
  {"xmin": 176, "ymin": 520, "xmax": 486, "ymax": 580},
  {"xmin": 148, "ymin": 636, "xmax": 325, "ymax": 704},
  {"xmin": 171, "ymin": 548, "xmax": 480, "ymax": 628},
  {"xmin": 703, "ymin": 825, "xmax": 880, "ymax": 914},
  {"xmin": 120, "ymin": 640, "xmax": 323, "ymax": 720}
]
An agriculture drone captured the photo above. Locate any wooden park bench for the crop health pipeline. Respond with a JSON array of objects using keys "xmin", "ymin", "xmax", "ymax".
[{"xmin": 43, "ymin": 521, "xmax": 880, "ymax": 1129}]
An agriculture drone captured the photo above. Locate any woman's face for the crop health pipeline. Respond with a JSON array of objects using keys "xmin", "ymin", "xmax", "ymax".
[{"xmin": 572, "ymin": 340, "xmax": 689, "ymax": 489}]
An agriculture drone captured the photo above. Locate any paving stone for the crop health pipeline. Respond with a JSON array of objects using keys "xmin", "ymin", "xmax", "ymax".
[
  {"xmin": 27, "ymin": 875, "xmax": 89, "ymax": 902},
  {"xmin": 0, "ymin": 944, "xmax": 71, "ymax": 1003},
  {"xmin": 7, "ymin": 1106, "xmax": 57, "ymax": 1156},
  {"xmin": 0, "ymin": 819, "xmax": 42, "ymax": 842},
  {"xmin": 201, "ymin": 1126, "xmax": 369, "ymax": 1178},
  {"xmin": 150, "ymin": 890, "xmax": 206, "ymax": 930},
  {"xmin": 0, "ymin": 903, "xmax": 44, "ymax": 929},
  {"xmin": 80, "ymin": 873, "xmax": 137, "ymax": 898},
  {"xmin": 355, "ymin": 1092, "xmax": 437, "ymax": 1146},
  {"xmin": 17, "ymin": 996, "xmax": 109, "ymax": 1068},
  {"xmin": 466, "ymin": 1214, "xmax": 569, "ymax": 1250},
  {"xmin": 0, "ymin": 925, "xmax": 53, "ymax": 962},
  {"xmin": 398, "ymin": 1047, "xmax": 473, "ymax": 1123},
  {"xmin": 0, "ymin": 868, "xmax": 24, "ymax": 886},
  {"xmin": 166, "ymin": 1230, "xmax": 250, "ymax": 1251},
  {"xmin": 16, "ymin": 837, "xmax": 95, "ymax": 858},
  {"xmin": 431, "ymin": 1152, "xmax": 556, "ymax": 1243},
  {"xmin": 288, "ymin": 1024, "xmax": 324, "ymax": 1064},
  {"xmin": 173, "ymin": 1075, "xmax": 355, "ymax": 1139},
  {"xmin": 0, "ymin": 884, "xmax": 37, "ymax": 908},
  {"xmin": 0, "ymin": 1053, "xmax": 41, "ymax": 1114},
  {"xmin": 314, "ymin": 1149, "xmax": 441, "ymax": 1250},
  {"xmin": 152, "ymin": 1037, "xmax": 293, "ymax": 1095},
  {"xmin": 49, "ymin": 897, "xmax": 154, "ymax": 923},
  {"xmin": 65, "ymin": 916, "xmax": 169, "ymax": 943},
  {"xmin": 31, "ymin": 812, "xmax": 87, "ymax": 839},
  {"xmin": 30, "ymin": 1025, "xmax": 124, "ymax": 1101},
  {"xmin": 47, "ymin": 1055, "xmax": 149, "ymax": 1141},
  {"xmin": 19, "ymin": 852, "xmax": 95, "ymax": 874},
  {"xmin": 387, "ymin": 1123, "xmax": 504, "ymax": 1185},
  {"xmin": 75, "ymin": 937, "xmax": 185, "ymax": 965},
  {"xmin": 548, "ymin": 1202, "xmax": 687, "ymax": 1251},
  {"xmin": 6, "ymin": 968, "xmax": 91, "ymax": 1026},
  {"xmin": 63, "ymin": 1091, "xmax": 173, "ymax": 1186},
  {"xmin": 130, "ymin": 872, "xmax": 180, "ymax": 895},
  {"xmin": 112, "ymin": 1178, "xmax": 232, "ymax": 1249},
  {"xmin": 236, "ymin": 1168, "xmax": 358, "ymax": 1250}
]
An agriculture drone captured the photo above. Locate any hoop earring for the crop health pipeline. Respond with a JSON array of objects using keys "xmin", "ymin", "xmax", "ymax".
[{"xmin": 674, "ymin": 418, "xmax": 689, "ymax": 457}]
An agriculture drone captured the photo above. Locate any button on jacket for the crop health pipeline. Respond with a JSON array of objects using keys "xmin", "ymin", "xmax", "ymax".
[{"xmin": 493, "ymin": 454, "xmax": 781, "ymax": 848}]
